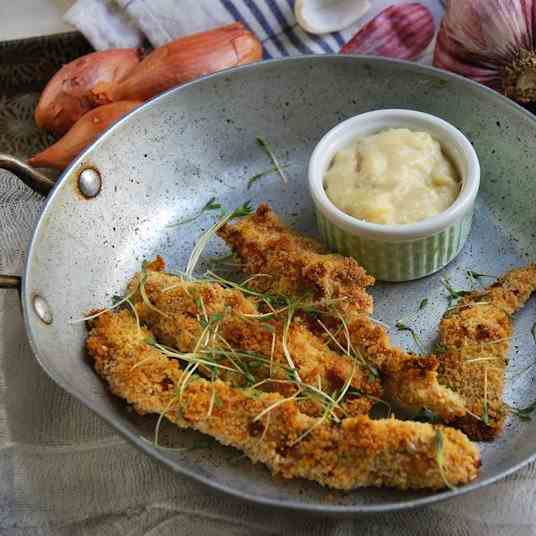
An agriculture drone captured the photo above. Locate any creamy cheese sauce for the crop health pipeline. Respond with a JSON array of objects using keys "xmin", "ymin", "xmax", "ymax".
[{"xmin": 324, "ymin": 128, "xmax": 461, "ymax": 225}]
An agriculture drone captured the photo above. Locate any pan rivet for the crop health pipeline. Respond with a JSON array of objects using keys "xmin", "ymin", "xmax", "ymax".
[
  {"xmin": 78, "ymin": 168, "xmax": 102, "ymax": 198},
  {"xmin": 33, "ymin": 295, "xmax": 53, "ymax": 325}
]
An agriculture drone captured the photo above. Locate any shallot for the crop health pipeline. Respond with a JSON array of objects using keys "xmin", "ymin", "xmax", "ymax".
[
  {"xmin": 340, "ymin": 3, "xmax": 434, "ymax": 61},
  {"xmin": 35, "ymin": 49, "xmax": 142, "ymax": 136},
  {"xmin": 434, "ymin": 0, "xmax": 536, "ymax": 105},
  {"xmin": 29, "ymin": 101, "xmax": 142, "ymax": 170},
  {"xmin": 94, "ymin": 23, "xmax": 262, "ymax": 103}
]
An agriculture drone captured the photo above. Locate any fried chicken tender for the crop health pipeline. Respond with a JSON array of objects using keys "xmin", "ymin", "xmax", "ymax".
[
  {"xmin": 343, "ymin": 314, "xmax": 467, "ymax": 422},
  {"xmin": 128, "ymin": 262, "xmax": 380, "ymax": 418},
  {"xmin": 217, "ymin": 203, "xmax": 375, "ymax": 314},
  {"xmin": 437, "ymin": 264, "xmax": 536, "ymax": 440},
  {"xmin": 86, "ymin": 309, "xmax": 480, "ymax": 490},
  {"xmin": 217, "ymin": 204, "xmax": 467, "ymax": 422}
]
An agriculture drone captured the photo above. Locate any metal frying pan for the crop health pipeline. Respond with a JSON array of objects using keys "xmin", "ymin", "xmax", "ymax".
[{"xmin": 1, "ymin": 55, "xmax": 536, "ymax": 514}]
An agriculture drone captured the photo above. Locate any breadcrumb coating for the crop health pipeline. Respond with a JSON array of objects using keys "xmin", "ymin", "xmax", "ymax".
[
  {"xmin": 86, "ymin": 310, "xmax": 480, "ymax": 490},
  {"xmin": 217, "ymin": 204, "xmax": 467, "ymax": 422},
  {"xmin": 128, "ymin": 264, "xmax": 381, "ymax": 419},
  {"xmin": 438, "ymin": 265, "xmax": 536, "ymax": 440},
  {"xmin": 217, "ymin": 203, "xmax": 375, "ymax": 314}
]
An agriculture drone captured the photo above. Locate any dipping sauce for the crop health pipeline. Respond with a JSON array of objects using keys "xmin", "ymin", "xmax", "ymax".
[{"xmin": 324, "ymin": 128, "xmax": 460, "ymax": 225}]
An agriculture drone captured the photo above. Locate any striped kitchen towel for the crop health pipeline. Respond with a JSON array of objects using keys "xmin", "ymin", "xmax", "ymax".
[{"xmin": 65, "ymin": 0, "xmax": 444, "ymax": 61}]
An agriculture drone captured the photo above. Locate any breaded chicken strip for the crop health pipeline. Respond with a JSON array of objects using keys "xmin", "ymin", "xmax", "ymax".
[
  {"xmin": 86, "ymin": 309, "xmax": 480, "ymax": 490},
  {"xmin": 128, "ymin": 261, "xmax": 381, "ymax": 418},
  {"xmin": 217, "ymin": 203, "xmax": 375, "ymax": 314},
  {"xmin": 437, "ymin": 264, "xmax": 536, "ymax": 440},
  {"xmin": 343, "ymin": 314, "xmax": 467, "ymax": 422},
  {"xmin": 217, "ymin": 204, "xmax": 467, "ymax": 422}
]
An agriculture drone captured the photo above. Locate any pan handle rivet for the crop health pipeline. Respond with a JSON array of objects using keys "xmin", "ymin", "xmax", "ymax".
[
  {"xmin": 78, "ymin": 168, "xmax": 102, "ymax": 198},
  {"xmin": 33, "ymin": 295, "xmax": 53, "ymax": 325}
]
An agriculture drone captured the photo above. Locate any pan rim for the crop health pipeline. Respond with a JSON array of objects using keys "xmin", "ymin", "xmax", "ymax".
[{"xmin": 21, "ymin": 53, "xmax": 536, "ymax": 515}]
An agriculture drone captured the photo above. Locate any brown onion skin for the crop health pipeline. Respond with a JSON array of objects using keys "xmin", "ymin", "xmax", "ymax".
[
  {"xmin": 94, "ymin": 22, "xmax": 262, "ymax": 103},
  {"xmin": 29, "ymin": 101, "xmax": 142, "ymax": 170},
  {"xmin": 35, "ymin": 49, "xmax": 142, "ymax": 136}
]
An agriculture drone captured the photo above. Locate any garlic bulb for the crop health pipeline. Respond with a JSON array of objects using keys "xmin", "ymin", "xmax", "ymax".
[
  {"xmin": 434, "ymin": 0, "xmax": 536, "ymax": 104},
  {"xmin": 341, "ymin": 3, "xmax": 434, "ymax": 61},
  {"xmin": 295, "ymin": 0, "xmax": 370, "ymax": 34}
]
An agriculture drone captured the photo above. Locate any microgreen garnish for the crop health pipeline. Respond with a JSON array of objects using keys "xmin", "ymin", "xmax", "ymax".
[
  {"xmin": 434, "ymin": 430, "xmax": 456, "ymax": 491},
  {"xmin": 228, "ymin": 201, "xmax": 254, "ymax": 219},
  {"xmin": 432, "ymin": 342, "xmax": 448, "ymax": 355},
  {"xmin": 125, "ymin": 297, "xmax": 141, "ymax": 332},
  {"xmin": 138, "ymin": 270, "xmax": 170, "ymax": 319},
  {"xmin": 185, "ymin": 202, "xmax": 252, "ymax": 280},
  {"xmin": 154, "ymin": 392, "xmax": 181, "ymax": 446},
  {"xmin": 395, "ymin": 321, "xmax": 425, "ymax": 354},
  {"xmin": 70, "ymin": 278, "xmax": 142, "ymax": 323},
  {"xmin": 482, "ymin": 368, "xmax": 490, "ymax": 426},
  {"xmin": 441, "ymin": 278, "xmax": 471, "ymax": 305},
  {"xmin": 467, "ymin": 270, "xmax": 495, "ymax": 282},
  {"xmin": 282, "ymin": 300, "xmax": 302, "ymax": 383},
  {"xmin": 247, "ymin": 165, "xmax": 288, "ymax": 190},
  {"xmin": 508, "ymin": 400, "xmax": 536, "ymax": 421},
  {"xmin": 168, "ymin": 196, "xmax": 222, "ymax": 227},
  {"xmin": 419, "ymin": 298, "xmax": 428, "ymax": 310},
  {"xmin": 256, "ymin": 137, "xmax": 289, "ymax": 186}
]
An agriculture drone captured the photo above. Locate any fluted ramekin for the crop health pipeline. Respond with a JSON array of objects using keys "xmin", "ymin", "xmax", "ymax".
[{"xmin": 309, "ymin": 109, "xmax": 480, "ymax": 282}]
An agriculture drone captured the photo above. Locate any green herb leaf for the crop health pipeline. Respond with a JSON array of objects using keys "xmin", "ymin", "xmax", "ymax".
[
  {"xmin": 434, "ymin": 430, "xmax": 456, "ymax": 491},
  {"xmin": 441, "ymin": 278, "xmax": 471, "ymax": 305},
  {"xmin": 260, "ymin": 322, "xmax": 275, "ymax": 333},
  {"xmin": 203, "ymin": 197, "xmax": 221, "ymax": 211},
  {"xmin": 396, "ymin": 321, "xmax": 425, "ymax": 354},
  {"xmin": 247, "ymin": 164, "xmax": 290, "ymax": 189},
  {"xmin": 509, "ymin": 400, "xmax": 536, "ymax": 421},
  {"xmin": 228, "ymin": 200, "xmax": 253, "ymax": 220},
  {"xmin": 168, "ymin": 196, "xmax": 221, "ymax": 227},
  {"xmin": 419, "ymin": 298, "xmax": 428, "ymax": 310},
  {"xmin": 482, "ymin": 399, "xmax": 490, "ymax": 425},
  {"xmin": 213, "ymin": 392, "xmax": 224, "ymax": 408},
  {"xmin": 256, "ymin": 137, "xmax": 289, "ymax": 186},
  {"xmin": 467, "ymin": 270, "xmax": 495, "ymax": 280},
  {"xmin": 145, "ymin": 335, "xmax": 157, "ymax": 346},
  {"xmin": 432, "ymin": 342, "xmax": 448, "ymax": 355}
]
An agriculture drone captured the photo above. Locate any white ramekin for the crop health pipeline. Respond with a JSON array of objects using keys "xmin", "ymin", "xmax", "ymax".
[{"xmin": 308, "ymin": 109, "xmax": 480, "ymax": 282}]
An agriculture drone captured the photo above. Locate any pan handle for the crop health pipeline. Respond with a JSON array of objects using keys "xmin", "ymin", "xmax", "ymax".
[
  {"xmin": 0, "ymin": 155, "xmax": 54, "ymax": 291},
  {"xmin": 0, "ymin": 154, "xmax": 55, "ymax": 196},
  {"xmin": 0, "ymin": 275, "xmax": 21, "ymax": 290}
]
